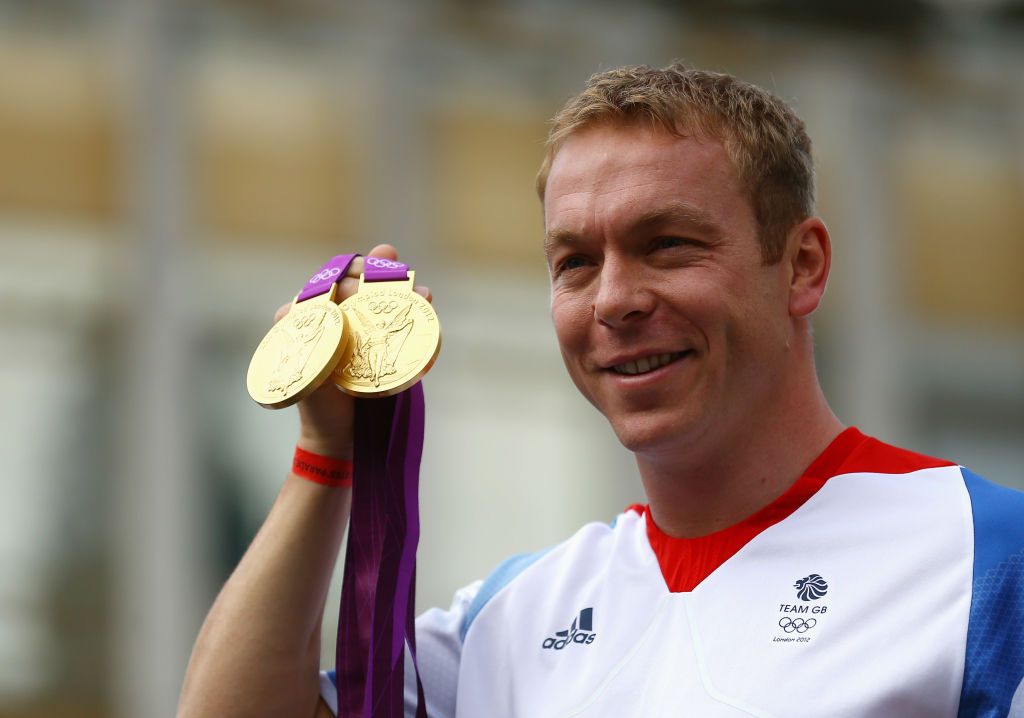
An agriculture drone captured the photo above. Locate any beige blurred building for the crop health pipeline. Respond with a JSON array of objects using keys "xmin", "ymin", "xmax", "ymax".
[{"xmin": 0, "ymin": 1, "xmax": 1021, "ymax": 716}]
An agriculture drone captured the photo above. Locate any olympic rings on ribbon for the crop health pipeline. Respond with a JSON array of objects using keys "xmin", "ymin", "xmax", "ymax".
[
  {"xmin": 778, "ymin": 617, "xmax": 817, "ymax": 634},
  {"xmin": 309, "ymin": 267, "xmax": 342, "ymax": 283},
  {"xmin": 366, "ymin": 257, "xmax": 404, "ymax": 270}
]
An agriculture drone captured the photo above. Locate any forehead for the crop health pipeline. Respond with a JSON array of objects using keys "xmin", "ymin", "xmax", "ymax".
[{"xmin": 543, "ymin": 123, "xmax": 750, "ymax": 234}]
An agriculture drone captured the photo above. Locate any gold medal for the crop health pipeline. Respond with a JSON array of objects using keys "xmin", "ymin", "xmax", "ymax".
[
  {"xmin": 332, "ymin": 271, "xmax": 441, "ymax": 397},
  {"xmin": 247, "ymin": 285, "xmax": 347, "ymax": 409}
]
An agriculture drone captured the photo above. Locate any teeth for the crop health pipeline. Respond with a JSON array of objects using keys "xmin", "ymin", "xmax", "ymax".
[{"xmin": 612, "ymin": 352, "xmax": 682, "ymax": 375}]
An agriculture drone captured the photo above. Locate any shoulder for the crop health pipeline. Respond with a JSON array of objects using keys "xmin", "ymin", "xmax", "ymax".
[
  {"xmin": 814, "ymin": 428, "xmax": 956, "ymax": 479},
  {"xmin": 959, "ymin": 467, "xmax": 1024, "ymax": 567},
  {"xmin": 956, "ymin": 468, "xmax": 1024, "ymax": 716},
  {"xmin": 840, "ymin": 430, "xmax": 1024, "ymax": 558},
  {"xmin": 460, "ymin": 509, "xmax": 646, "ymax": 642}
]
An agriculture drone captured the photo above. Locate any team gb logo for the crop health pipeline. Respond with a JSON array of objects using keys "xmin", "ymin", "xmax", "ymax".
[{"xmin": 794, "ymin": 574, "xmax": 829, "ymax": 601}]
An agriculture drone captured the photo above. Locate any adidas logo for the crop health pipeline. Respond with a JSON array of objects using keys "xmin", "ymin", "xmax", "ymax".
[{"xmin": 541, "ymin": 607, "xmax": 596, "ymax": 650}]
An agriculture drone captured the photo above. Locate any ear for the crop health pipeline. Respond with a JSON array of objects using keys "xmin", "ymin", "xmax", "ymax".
[{"xmin": 786, "ymin": 217, "xmax": 831, "ymax": 318}]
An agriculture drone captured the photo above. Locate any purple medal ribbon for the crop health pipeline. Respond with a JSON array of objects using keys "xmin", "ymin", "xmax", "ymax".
[
  {"xmin": 296, "ymin": 254, "xmax": 359, "ymax": 303},
  {"xmin": 337, "ymin": 257, "xmax": 429, "ymax": 718}
]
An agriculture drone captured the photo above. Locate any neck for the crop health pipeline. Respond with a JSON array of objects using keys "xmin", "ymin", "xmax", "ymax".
[{"xmin": 636, "ymin": 343, "xmax": 843, "ymax": 539}]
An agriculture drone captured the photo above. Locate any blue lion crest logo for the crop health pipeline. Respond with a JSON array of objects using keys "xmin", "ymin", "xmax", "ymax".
[{"xmin": 794, "ymin": 574, "xmax": 829, "ymax": 601}]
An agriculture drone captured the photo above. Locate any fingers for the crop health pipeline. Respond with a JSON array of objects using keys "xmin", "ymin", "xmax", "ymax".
[
  {"xmin": 346, "ymin": 244, "xmax": 398, "ymax": 278},
  {"xmin": 273, "ymin": 301, "xmax": 292, "ymax": 323},
  {"xmin": 368, "ymin": 243, "xmax": 398, "ymax": 258}
]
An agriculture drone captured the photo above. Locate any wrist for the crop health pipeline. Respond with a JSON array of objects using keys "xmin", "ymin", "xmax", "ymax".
[
  {"xmin": 291, "ymin": 445, "xmax": 353, "ymax": 488},
  {"xmin": 296, "ymin": 432, "xmax": 353, "ymax": 461}
]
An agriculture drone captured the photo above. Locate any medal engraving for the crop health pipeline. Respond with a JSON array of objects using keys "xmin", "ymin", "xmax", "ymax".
[
  {"xmin": 333, "ymin": 273, "xmax": 441, "ymax": 397},
  {"xmin": 247, "ymin": 292, "xmax": 347, "ymax": 409}
]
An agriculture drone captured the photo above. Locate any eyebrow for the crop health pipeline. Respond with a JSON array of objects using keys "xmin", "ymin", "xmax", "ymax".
[
  {"xmin": 631, "ymin": 201, "xmax": 723, "ymax": 241},
  {"xmin": 543, "ymin": 228, "xmax": 579, "ymax": 258},
  {"xmin": 544, "ymin": 201, "xmax": 723, "ymax": 256}
]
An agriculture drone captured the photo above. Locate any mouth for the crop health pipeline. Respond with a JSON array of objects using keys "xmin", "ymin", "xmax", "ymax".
[{"xmin": 607, "ymin": 351, "xmax": 691, "ymax": 376}]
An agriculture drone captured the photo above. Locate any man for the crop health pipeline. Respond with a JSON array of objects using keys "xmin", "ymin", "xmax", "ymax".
[{"xmin": 179, "ymin": 64, "xmax": 1024, "ymax": 717}]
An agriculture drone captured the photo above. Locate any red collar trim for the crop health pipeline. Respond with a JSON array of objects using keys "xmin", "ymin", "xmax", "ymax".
[{"xmin": 630, "ymin": 427, "xmax": 952, "ymax": 593}]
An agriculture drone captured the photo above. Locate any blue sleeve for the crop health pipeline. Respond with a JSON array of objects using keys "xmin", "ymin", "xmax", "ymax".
[
  {"xmin": 460, "ymin": 548, "xmax": 551, "ymax": 642},
  {"xmin": 958, "ymin": 468, "xmax": 1024, "ymax": 718}
]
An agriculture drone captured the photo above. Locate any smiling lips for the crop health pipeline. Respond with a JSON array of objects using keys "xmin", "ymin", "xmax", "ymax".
[{"xmin": 608, "ymin": 351, "xmax": 690, "ymax": 376}]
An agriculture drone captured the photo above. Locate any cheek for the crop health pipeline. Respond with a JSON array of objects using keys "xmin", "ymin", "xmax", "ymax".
[
  {"xmin": 725, "ymin": 281, "xmax": 792, "ymax": 359},
  {"xmin": 550, "ymin": 294, "xmax": 592, "ymax": 351},
  {"xmin": 663, "ymin": 275, "xmax": 728, "ymax": 341},
  {"xmin": 551, "ymin": 297, "xmax": 599, "ymax": 404}
]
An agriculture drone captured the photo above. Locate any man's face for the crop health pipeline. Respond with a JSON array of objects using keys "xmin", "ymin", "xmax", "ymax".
[{"xmin": 543, "ymin": 122, "xmax": 795, "ymax": 456}]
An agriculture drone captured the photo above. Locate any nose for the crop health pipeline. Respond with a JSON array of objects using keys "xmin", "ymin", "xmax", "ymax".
[{"xmin": 593, "ymin": 258, "xmax": 655, "ymax": 328}]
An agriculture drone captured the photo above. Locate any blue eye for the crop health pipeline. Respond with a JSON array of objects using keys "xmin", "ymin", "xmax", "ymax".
[
  {"xmin": 654, "ymin": 236, "xmax": 685, "ymax": 250},
  {"xmin": 560, "ymin": 256, "xmax": 587, "ymax": 271}
]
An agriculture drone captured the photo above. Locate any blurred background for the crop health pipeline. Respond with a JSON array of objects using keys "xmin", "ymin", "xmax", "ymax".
[{"xmin": 0, "ymin": 0, "xmax": 1022, "ymax": 715}]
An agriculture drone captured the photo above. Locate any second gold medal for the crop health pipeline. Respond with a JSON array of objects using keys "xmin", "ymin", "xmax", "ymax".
[{"xmin": 333, "ymin": 257, "xmax": 441, "ymax": 398}]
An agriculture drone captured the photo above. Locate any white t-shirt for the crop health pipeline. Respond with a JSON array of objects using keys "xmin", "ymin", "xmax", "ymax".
[{"xmin": 322, "ymin": 428, "xmax": 1024, "ymax": 717}]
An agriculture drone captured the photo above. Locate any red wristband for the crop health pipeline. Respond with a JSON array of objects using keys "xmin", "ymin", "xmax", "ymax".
[{"xmin": 292, "ymin": 446, "xmax": 353, "ymax": 488}]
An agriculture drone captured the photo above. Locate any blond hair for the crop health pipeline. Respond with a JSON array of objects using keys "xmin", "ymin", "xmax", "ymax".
[{"xmin": 536, "ymin": 63, "xmax": 815, "ymax": 263}]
